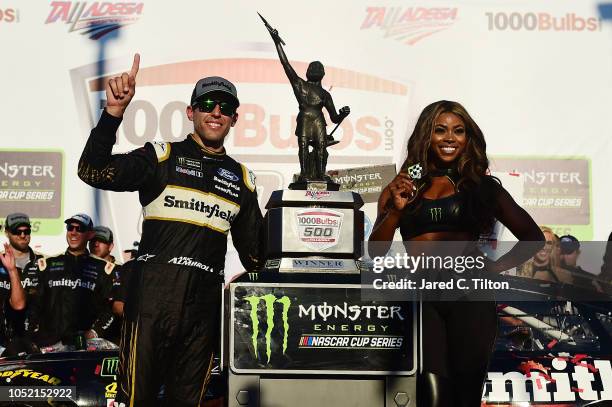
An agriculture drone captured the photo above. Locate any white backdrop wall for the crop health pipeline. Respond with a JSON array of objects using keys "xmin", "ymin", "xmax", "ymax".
[{"xmin": 1, "ymin": 1, "xmax": 611, "ymax": 273}]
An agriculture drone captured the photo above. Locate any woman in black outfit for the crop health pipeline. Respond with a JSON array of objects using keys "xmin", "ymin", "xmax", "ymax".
[{"xmin": 369, "ymin": 100, "xmax": 544, "ymax": 406}]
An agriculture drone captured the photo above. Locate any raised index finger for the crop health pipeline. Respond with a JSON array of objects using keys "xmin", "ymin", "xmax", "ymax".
[{"xmin": 130, "ymin": 53, "xmax": 140, "ymax": 77}]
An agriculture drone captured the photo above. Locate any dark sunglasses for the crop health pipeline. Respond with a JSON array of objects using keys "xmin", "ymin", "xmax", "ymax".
[
  {"xmin": 10, "ymin": 228, "xmax": 31, "ymax": 236},
  {"xmin": 193, "ymin": 99, "xmax": 237, "ymax": 117},
  {"xmin": 66, "ymin": 224, "xmax": 88, "ymax": 233}
]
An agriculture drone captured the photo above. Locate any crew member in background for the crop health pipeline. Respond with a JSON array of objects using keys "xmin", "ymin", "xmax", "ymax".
[
  {"xmin": 559, "ymin": 234, "xmax": 603, "ymax": 293},
  {"xmin": 89, "ymin": 225, "xmax": 118, "ymax": 264},
  {"xmin": 89, "ymin": 225, "xmax": 122, "ymax": 342},
  {"xmin": 0, "ymin": 243, "xmax": 26, "ymax": 354},
  {"xmin": 78, "ymin": 54, "xmax": 263, "ymax": 407},
  {"xmin": 1, "ymin": 213, "xmax": 43, "ymax": 355},
  {"xmin": 29, "ymin": 213, "xmax": 115, "ymax": 350},
  {"xmin": 4, "ymin": 213, "xmax": 42, "ymax": 268}
]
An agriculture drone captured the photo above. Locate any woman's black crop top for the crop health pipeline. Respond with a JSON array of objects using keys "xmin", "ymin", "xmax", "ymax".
[{"xmin": 399, "ymin": 191, "xmax": 474, "ymax": 240}]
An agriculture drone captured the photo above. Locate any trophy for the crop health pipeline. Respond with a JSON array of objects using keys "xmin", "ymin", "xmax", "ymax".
[
  {"xmin": 259, "ymin": 13, "xmax": 350, "ymax": 188},
  {"xmin": 258, "ymin": 13, "xmax": 363, "ymax": 274}
]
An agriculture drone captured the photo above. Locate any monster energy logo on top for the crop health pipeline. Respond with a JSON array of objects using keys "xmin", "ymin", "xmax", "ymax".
[
  {"xmin": 245, "ymin": 294, "xmax": 291, "ymax": 363},
  {"xmin": 429, "ymin": 207, "xmax": 442, "ymax": 222}
]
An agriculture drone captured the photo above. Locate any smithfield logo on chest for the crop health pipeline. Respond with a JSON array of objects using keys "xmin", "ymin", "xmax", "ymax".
[
  {"xmin": 21, "ymin": 277, "xmax": 37, "ymax": 288},
  {"xmin": 163, "ymin": 196, "xmax": 236, "ymax": 222},
  {"xmin": 144, "ymin": 185, "xmax": 240, "ymax": 233},
  {"xmin": 217, "ymin": 168, "xmax": 239, "ymax": 182},
  {"xmin": 48, "ymin": 278, "xmax": 96, "ymax": 291}
]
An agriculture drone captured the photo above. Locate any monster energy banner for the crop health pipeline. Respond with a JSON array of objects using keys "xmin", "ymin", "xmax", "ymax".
[
  {"xmin": 0, "ymin": 150, "xmax": 64, "ymax": 235},
  {"xmin": 230, "ymin": 283, "xmax": 417, "ymax": 375}
]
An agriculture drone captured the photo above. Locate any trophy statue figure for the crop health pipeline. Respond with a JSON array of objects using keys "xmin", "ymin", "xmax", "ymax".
[{"xmin": 260, "ymin": 14, "xmax": 350, "ymax": 182}]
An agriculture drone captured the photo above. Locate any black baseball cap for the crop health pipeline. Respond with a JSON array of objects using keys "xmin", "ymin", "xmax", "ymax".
[
  {"xmin": 559, "ymin": 234, "xmax": 580, "ymax": 254},
  {"xmin": 92, "ymin": 226, "xmax": 113, "ymax": 244},
  {"xmin": 5, "ymin": 213, "xmax": 31, "ymax": 231},
  {"xmin": 190, "ymin": 76, "xmax": 239, "ymax": 107},
  {"xmin": 64, "ymin": 213, "xmax": 94, "ymax": 230}
]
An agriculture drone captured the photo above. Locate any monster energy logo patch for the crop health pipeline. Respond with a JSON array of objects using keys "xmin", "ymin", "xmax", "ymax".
[
  {"xmin": 176, "ymin": 156, "xmax": 202, "ymax": 170},
  {"xmin": 100, "ymin": 357, "xmax": 119, "ymax": 379},
  {"xmin": 429, "ymin": 207, "xmax": 442, "ymax": 222},
  {"xmin": 245, "ymin": 294, "xmax": 291, "ymax": 363}
]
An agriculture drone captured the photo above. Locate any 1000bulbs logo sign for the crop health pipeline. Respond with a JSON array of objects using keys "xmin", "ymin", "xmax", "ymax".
[
  {"xmin": 0, "ymin": 7, "xmax": 18, "ymax": 23},
  {"xmin": 295, "ymin": 209, "xmax": 344, "ymax": 251}
]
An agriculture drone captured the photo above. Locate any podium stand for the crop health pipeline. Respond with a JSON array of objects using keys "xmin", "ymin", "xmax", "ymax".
[{"xmin": 225, "ymin": 182, "xmax": 418, "ymax": 407}]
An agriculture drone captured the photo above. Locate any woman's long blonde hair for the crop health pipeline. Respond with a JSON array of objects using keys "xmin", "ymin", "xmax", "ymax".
[{"xmin": 517, "ymin": 226, "xmax": 559, "ymax": 277}]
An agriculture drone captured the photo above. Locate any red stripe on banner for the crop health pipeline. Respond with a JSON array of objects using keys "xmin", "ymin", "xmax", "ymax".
[
  {"xmin": 298, "ymin": 211, "xmax": 340, "ymax": 217},
  {"xmin": 88, "ymin": 59, "xmax": 408, "ymax": 95}
]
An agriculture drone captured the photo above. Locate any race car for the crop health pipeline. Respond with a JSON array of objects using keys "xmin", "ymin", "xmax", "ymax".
[
  {"xmin": 483, "ymin": 276, "xmax": 612, "ymax": 406},
  {"xmin": 0, "ymin": 350, "xmax": 223, "ymax": 406}
]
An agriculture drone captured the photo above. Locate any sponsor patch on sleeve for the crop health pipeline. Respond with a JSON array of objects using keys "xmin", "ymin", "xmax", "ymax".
[
  {"xmin": 153, "ymin": 142, "xmax": 171, "ymax": 162},
  {"xmin": 241, "ymin": 164, "xmax": 256, "ymax": 192}
]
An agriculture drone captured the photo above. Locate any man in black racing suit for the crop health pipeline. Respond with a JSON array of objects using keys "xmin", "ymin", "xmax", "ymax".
[
  {"xmin": 77, "ymin": 54, "xmax": 263, "ymax": 406},
  {"xmin": 29, "ymin": 213, "xmax": 115, "ymax": 349}
]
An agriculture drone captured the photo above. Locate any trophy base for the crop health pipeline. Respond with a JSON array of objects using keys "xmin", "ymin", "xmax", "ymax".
[
  {"xmin": 264, "ymin": 257, "xmax": 366, "ymax": 274},
  {"xmin": 289, "ymin": 179, "xmax": 340, "ymax": 191}
]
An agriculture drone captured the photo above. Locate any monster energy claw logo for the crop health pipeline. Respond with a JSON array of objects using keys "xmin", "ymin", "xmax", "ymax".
[
  {"xmin": 245, "ymin": 294, "xmax": 291, "ymax": 363},
  {"xmin": 101, "ymin": 357, "xmax": 119, "ymax": 379},
  {"xmin": 429, "ymin": 207, "xmax": 442, "ymax": 222}
]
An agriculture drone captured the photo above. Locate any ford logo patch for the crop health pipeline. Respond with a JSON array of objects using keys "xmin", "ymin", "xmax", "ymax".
[{"xmin": 217, "ymin": 168, "xmax": 239, "ymax": 182}]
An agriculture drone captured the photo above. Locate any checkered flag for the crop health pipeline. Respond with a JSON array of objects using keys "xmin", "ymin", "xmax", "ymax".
[{"xmin": 406, "ymin": 163, "xmax": 423, "ymax": 180}]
